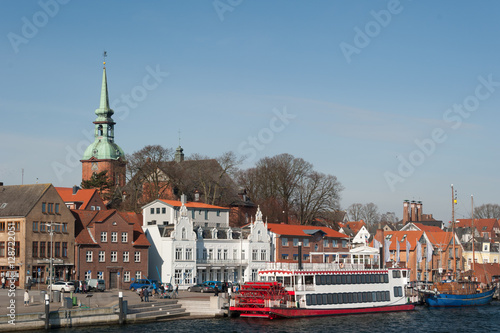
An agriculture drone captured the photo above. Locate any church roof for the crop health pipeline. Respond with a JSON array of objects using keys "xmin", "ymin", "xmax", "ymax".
[{"xmin": 82, "ymin": 65, "xmax": 125, "ymax": 161}]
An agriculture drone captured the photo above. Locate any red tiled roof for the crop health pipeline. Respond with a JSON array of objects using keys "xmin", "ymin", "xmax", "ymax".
[
  {"xmin": 346, "ymin": 221, "xmax": 365, "ymax": 234},
  {"xmin": 119, "ymin": 211, "xmax": 150, "ymax": 247},
  {"xmin": 379, "ymin": 231, "xmax": 424, "ymax": 250},
  {"xmin": 158, "ymin": 199, "xmax": 228, "ymax": 210},
  {"xmin": 267, "ymin": 223, "xmax": 348, "ymax": 239},
  {"xmin": 425, "ymin": 231, "xmax": 455, "ymax": 250},
  {"xmin": 413, "ymin": 223, "xmax": 442, "ymax": 232},
  {"xmin": 55, "ymin": 187, "xmax": 98, "ymax": 209},
  {"xmin": 456, "ymin": 219, "xmax": 498, "ymax": 232}
]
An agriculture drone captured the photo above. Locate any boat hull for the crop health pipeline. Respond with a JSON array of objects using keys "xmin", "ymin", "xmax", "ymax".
[
  {"xmin": 231, "ymin": 304, "xmax": 415, "ymax": 319},
  {"xmin": 424, "ymin": 288, "xmax": 495, "ymax": 307}
]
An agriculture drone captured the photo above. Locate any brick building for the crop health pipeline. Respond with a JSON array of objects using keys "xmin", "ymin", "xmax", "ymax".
[
  {"xmin": 72, "ymin": 209, "xmax": 149, "ymax": 289},
  {"xmin": 55, "ymin": 186, "xmax": 106, "ymax": 210},
  {"xmin": 0, "ymin": 183, "xmax": 75, "ymax": 287}
]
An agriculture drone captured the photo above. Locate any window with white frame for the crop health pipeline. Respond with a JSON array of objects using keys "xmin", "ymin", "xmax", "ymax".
[
  {"xmin": 101, "ymin": 232, "xmax": 107, "ymax": 242},
  {"xmin": 121, "ymin": 232, "xmax": 128, "ymax": 243},
  {"xmin": 123, "ymin": 251, "xmax": 129, "ymax": 262},
  {"xmin": 282, "ymin": 237, "xmax": 288, "ymax": 246},
  {"xmin": 111, "ymin": 251, "xmax": 117, "ymax": 262},
  {"xmin": 260, "ymin": 249, "xmax": 266, "ymax": 261},
  {"xmin": 223, "ymin": 249, "xmax": 228, "ymax": 260},
  {"xmin": 303, "ymin": 238, "xmax": 309, "ymax": 247},
  {"xmin": 134, "ymin": 251, "xmax": 140, "ymax": 262},
  {"xmin": 241, "ymin": 249, "xmax": 245, "ymax": 260},
  {"xmin": 185, "ymin": 248, "xmax": 192, "ymax": 260},
  {"xmin": 184, "ymin": 269, "xmax": 192, "ymax": 284},
  {"xmin": 174, "ymin": 269, "xmax": 182, "ymax": 285},
  {"xmin": 293, "ymin": 238, "xmax": 299, "ymax": 246},
  {"xmin": 233, "ymin": 249, "xmax": 238, "ymax": 259},
  {"xmin": 111, "ymin": 232, "xmax": 118, "ymax": 242},
  {"xmin": 98, "ymin": 251, "xmax": 105, "ymax": 262},
  {"xmin": 323, "ymin": 239, "xmax": 329, "ymax": 247},
  {"xmin": 85, "ymin": 271, "xmax": 91, "ymax": 280},
  {"xmin": 208, "ymin": 249, "xmax": 213, "ymax": 260},
  {"xmin": 252, "ymin": 249, "xmax": 258, "ymax": 261},
  {"xmin": 86, "ymin": 250, "xmax": 93, "ymax": 262},
  {"xmin": 251, "ymin": 269, "xmax": 258, "ymax": 281},
  {"xmin": 332, "ymin": 239, "xmax": 338, "ymax": 247},
  {"xmin": 135, "ymin": 271, "xmax": 141, "ymax": 281},
  {"xmin": 124, "ymin": 271, "xmax": 130, "ymax": 282},
  {"xmin": 97, "ymin": 271, "xmax": 104, "ymax": 280},
  {"xmin": 217, "ymin": 249, "xmax": 222, "ymax": 260},
  {"xmin": 175, "ymin": 248, "xmax": 182, "ymax": 260}
]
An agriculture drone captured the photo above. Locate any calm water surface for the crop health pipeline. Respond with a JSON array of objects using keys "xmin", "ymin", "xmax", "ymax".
[{"xmin": 54, "ymin": 302, "xmax": 500, "ymax": 333}]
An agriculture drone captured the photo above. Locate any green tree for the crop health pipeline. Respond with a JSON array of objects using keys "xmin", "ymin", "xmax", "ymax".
[{"xmin": 81, "ymin": 170, "xmax": 114, "ymax": 199}]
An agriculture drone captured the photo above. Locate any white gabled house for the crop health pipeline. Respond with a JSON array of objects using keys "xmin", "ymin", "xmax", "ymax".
[{"xmin": 142, "ymin": 196, "xmax": 271, "ymax": 288}]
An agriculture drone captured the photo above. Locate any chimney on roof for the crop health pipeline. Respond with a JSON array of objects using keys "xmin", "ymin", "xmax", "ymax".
[
  {"xmin": 181, "ymin": 194, "xmax": 187, "ymax": 205},
  {"xmin": 194, "ymin": 190, "xmax": 200, "ymax": 202},
  {"xmin": 72, "ymin": 185, "xmax": 79, "ymax": 195},
  {"xmin": 416, "ymin": 201, "xmax": 423, "ymax": 221},
  {"xmin": 410, "ymin": 201, "xmax": 417, "ymax": 222},
  {"xmin": 403, "ymin": 200, "xmax": 410, "ymax": 224}
]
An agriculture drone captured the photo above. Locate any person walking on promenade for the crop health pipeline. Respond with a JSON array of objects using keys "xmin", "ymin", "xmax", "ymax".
[
  {"xmin": 175, "ymin": 284, "xmax": 179, "ymax": 298},
  {"xmin": 139, "ymin": 288, "xmax": 144, "ymax": 302},
  {"xmin": 1, "ymin": 276, "xmax": 5, "ymax": 289},
  {"xmin": 214, "ymin": 285, "xmax": 219, "ymax": 297},
  {"xmin": 24, "ymin": 290, "xmax": 30, "ymax": 307},
  {"xmin": 144, "ymin": 288, "xmax": 150, "ymax": 302}
]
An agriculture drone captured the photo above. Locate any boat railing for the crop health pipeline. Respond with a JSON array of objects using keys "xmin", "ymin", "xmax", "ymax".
[{"xmin": 264, "ymin": 262, "xmax": 367, "ymax": 271}]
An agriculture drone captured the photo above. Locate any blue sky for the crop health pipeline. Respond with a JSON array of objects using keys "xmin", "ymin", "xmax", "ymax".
[{"xmin": 2, "ymin": 0, "xmax": 500, "ymax": 222}]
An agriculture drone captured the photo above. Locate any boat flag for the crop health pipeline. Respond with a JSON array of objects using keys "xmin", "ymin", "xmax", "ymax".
[
  {"xmin": 406, "ymin": 239, "xmax": 411, "ymax": 265},
  {"xmin": 416, "ymin": 241, "xmax": 422, "ymax": 263},
  {"xmin": 384, "ymin": 239, "xmax": 391, "ymax": 262},
  {"xmin": 426, "ymin": 241, "xmax": 433, "ymax": 263},
  {"xmin": 396, "ymin": 238, "xmax": 400, "ymax": 264}
]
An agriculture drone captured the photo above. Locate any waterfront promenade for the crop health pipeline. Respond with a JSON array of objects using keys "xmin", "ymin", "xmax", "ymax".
[{"xmin": 0, "ymin": 287, "xmax": 224, "ymax": 331}]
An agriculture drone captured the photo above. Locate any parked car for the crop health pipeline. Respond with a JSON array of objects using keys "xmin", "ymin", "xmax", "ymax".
[
  {"xmin": 162, "ymin": 283, "xmax": 173, "ymax": 292},
  {"xmin": 136, "ymin": 285, "xmax": 156, "ymax": 295},
  {"xmin": 86, "ymin": 279, "xmax": 105, "ymax": 292},
  {"xmin": 48, "ymin": 281, "xmax": 75, "ymax": 292},
  {"xmin": 129, "ymin": 278, "xmax": 158, "ymax": 291},
  {"xmin": 187, "ymin": 284, "xmax": 205, "ymax": 292},
  {"xmin": 202, "ymin": 281, "xmax": 223, "ymax": 293}
]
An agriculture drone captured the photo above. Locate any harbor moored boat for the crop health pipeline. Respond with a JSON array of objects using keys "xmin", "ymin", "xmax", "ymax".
[
  {"xmin": 230, "ymin": 248, "xmax": 415, "ymax": 319},
  {"xmin": 421, "ymin": 281, "xmax": 495, "ymax": 307}
]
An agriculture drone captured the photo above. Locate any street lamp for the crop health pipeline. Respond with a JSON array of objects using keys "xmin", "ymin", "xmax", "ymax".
[{"xmin": 45, "ymin": 221, "xmax": 62, "ymax": 301}]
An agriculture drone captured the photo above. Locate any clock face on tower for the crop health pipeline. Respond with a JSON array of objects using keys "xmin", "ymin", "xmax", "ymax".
[{"xmin": 91, "ymin": 162, "xmax": 98, "ymax": 171}]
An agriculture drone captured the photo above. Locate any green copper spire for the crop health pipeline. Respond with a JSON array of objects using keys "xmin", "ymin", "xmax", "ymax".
[{"xmin": 82, "ymin": 56, "xmax": 125, "ymax": 161}]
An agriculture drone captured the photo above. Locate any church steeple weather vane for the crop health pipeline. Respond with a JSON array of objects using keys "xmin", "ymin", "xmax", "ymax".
[{"xmin": 103, "ymin": 50, "xmax": 107, "ymax": 68}]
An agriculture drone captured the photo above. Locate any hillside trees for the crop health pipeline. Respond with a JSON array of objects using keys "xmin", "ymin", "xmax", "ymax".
[{"xmin": 474, "ymin": 203, "xmax": 500, "ymax": 219}]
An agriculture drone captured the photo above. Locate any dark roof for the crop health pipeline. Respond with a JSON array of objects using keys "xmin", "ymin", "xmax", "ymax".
[{"xmin": 0, "ymin": 184, "xmax": 51, "ymax": 217}]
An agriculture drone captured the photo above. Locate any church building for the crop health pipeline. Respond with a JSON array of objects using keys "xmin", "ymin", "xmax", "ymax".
[{"xmin": 81, "ymin": 60, "xmax": 126, "ymax": 188}]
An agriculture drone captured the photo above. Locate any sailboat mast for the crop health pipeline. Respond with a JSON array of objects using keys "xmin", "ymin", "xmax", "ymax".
[
  {"xmin": 452, "ymin": 184, "xmax": 456, "ymax": 278},
  {"xmin": 471, "ymin": 195, "xmax": 475, "ymax": 273}
]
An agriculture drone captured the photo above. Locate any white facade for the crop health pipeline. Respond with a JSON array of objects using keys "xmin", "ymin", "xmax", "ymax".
[
  {"xmin": 142, "ymin": 199, "xmax": 271, "ymax": 288},
  {"xmin": 352, "ymin": 226, "xmax": 371, "ymax": 246}
]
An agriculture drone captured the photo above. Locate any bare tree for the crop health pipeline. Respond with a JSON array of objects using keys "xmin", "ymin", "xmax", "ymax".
[
  {"xmin": 347, "ymin": 203, "xmax": 363, "ymax": 221},
  {"xmin": 125, "ymin": 145, "xmax": 173, "ymax": 207},
  {"xmin": 379, "ymin": 212, "xmax": 399, "ymax": 224},
  {"xmin": 474, "ymin": 204, "xmax": 500, "ymax": 219},
  {"xmin": 360, "ymin": 203, "xmax": 380, "ymax": 225},
  {"xmin": 295, "ymin": 172, "xmax": 343, "ymax": 225}
]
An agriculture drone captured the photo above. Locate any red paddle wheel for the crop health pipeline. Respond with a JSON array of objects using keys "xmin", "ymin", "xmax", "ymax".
[{"xmin": 230, "ymin": 282, "xmax": 291, "ymax": 319}]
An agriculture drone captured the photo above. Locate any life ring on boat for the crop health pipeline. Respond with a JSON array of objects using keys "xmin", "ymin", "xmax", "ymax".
[{"xmin": 339, "ymin": 262, "xmax": 344, "ymax": 269}]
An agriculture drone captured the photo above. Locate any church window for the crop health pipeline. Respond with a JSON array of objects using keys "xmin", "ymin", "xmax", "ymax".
[{"xmin": 98, "ymin": 125, "xmax": 103, "ymax": 136}]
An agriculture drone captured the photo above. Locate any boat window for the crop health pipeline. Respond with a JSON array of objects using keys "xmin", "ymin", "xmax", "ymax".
[
  {"xmin": 402, "ymin": 270, "xmax": 407, "ymax": 278},
  {"xmin": 315, "ymin": 275, "xmax": 321, "ymax": 285},
  {"xmin": 284, "ymin": 276, "xmax": 291, "ymax": 287},
  {"xmin": 342, "ymin": 293, "xmax": 348, "ymax": 304},
  {"xmin": 372, "ymin": 292, "xmax": 378, "ymax": 302},
  {"xmin": 305, "ymin": 275, "xmax": 314, "ymax": 285},
  {"xmin": 360, "ymin": 274, "xmax": 366, "ymax": 284},
  {"xmin": 385, "ymin": 291, "xmax": 390, "ymax": 301},
  {"xmin": 367, "ymin": 292, "xmax": 372, "ymax": 302},
  {"xmin": 327, "ymin": 293, "xmax": 333, "ymax": 304},
  {"xmin": 348, "ymin": 293, "xmax": 353, "ymax": 303},
  {"xmin": 384, "ymin": 274, "xmax": 389, "ymax": 283},
  {"xmin": 322, "ymin": 294, "xmax": 328, "ymax": 305},
  {"xmin": 276, "ymin": 276, "xmax": 283, "ymax": 283},
  {"xmin": 377, "ymin": 274, "xmax": 382, "ymax": 283},
  {"xmin": 358, "ymin": 292, "xmax": 363, "ymax": 303},
  {"xmin": 326, "ymin": 275, "xmax": 332, "ymax": 285},
  {"xmin": 346, "ymin": 275, "xmax": 351, "ymax": 284},
  {"xmin": 341, "ymin": 275, "xmax": 346, "ymax": 284},
  {"xmin": 336, "ymin": 275, "xmax": 342, "ymax": 284},
  {"xmin": 316, "ymin": 294, "xmax": 322, "ymax": 305},
  {"xmin": 371, "ymin": 274, "xmax": 376, "ymax": 284},
  {"xmin": 352, "ymin": 292, "xmax": 358, "ymax": 303},
  {"xmin": 332, "ymin": 293, "xmax": 338, "ymax": 304},
  {"xmin": 311, "ymin": 294, "xmax": 317, "ymax": 305},
  {"xmin": 320, "ymin": 275, "xmax": 326, "ymax": 285},
  {"xmin": 362, "ymin": 292, "xmax": 368, "ymax": 302},
  {"xmin": 356, "ymin": 275, "xmax": 361, "ymax": 284},
  {"xmin": 306, "ymin": 294, "xmax": 311, "ymax": 306}
]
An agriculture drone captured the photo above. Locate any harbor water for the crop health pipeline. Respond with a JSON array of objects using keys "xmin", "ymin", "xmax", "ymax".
[{"xmin": 52, "ymin": 302, "xmax": 500, "ymax": 333}]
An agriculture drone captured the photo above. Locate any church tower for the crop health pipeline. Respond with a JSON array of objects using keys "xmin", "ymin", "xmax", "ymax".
[{"xmin": 81, "ymin": 57, "xmax": 126, "ymax": 188}]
